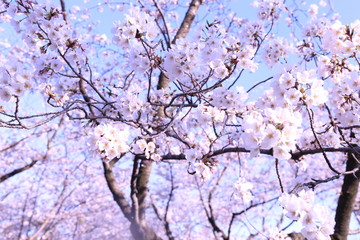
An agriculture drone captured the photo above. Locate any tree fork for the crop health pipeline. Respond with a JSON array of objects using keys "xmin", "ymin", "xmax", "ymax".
[{"xmin": 130, "ymin": 160, "xmax": 163, "ymax": 240}]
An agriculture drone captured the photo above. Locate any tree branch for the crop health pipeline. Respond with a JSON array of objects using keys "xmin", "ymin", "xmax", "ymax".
[
  {"xmin": 155, "ymin": 146, "xmax": 359, "ymax": 163},
  {"xmin": 0, "ymin": 160, "xmax": 37, "ymax": 184},
  {"xmin": 227, "ymin": 197, "xmax": 279, "ymax": 238},
  {"xmin": 59, "ymin": 0, "xmax": 67, "ymax": 23},
  {"xmin": 207, "ymin": 167, "xmax": 228, "ymax": 240}
]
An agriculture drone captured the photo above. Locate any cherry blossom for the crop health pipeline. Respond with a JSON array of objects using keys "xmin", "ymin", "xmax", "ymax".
[{"xmin": 0, "ymin": 0, "xmax": 359, "ymax": 240}]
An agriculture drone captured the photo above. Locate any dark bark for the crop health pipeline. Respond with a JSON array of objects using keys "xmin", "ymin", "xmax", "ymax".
[
  {"xmin": 59, "ymin": 0, "xmax": 67, "ymax": 22},
  {"xmin": 331, "ymin": 149, "xmax": 360, "ymax": 240},
  {"xmin": 143, "ymin": 146, "xmax": 360, "ymax": 162},
  {"xmin": 129, "ymin": 159, "xmax": 160, "ymax": 240},
  {"xmin": 172, "ymin": 0, "xmax": 202, "ymax": 43},
  {"xmin": 103, "ymin": 161, "xmax": 133, "ymax": 221},
  {"xmin": 136, "ymin": 160, "xmax": 153, "ymax": 222},
  {"xmin": 103, "ymin": 160, "xmax": 162, "ymax": 240},
  {"xmin": 288, "ymin": 232, "xmax": 306, "ymax": 240},
  {"xmin": 130, "ymin": 220, "xmax": 162, "ymax": 240},
  {"xmin": 0, "ymin": 160, "xmax": 37, "ymax": 183},
  {"xmin": 288, "ymin": 148, "xmax": 360, "ymax": 240}
]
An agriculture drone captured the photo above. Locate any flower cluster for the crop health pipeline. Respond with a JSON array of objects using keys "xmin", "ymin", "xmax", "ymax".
[
  {"xmin": 210, "ymin": 86, "xmax": 248, "ymax": 110},
  {"xmin": 233, "ymin": 177, "xmax": 254, "ymax": 203},
  {"xmin": 8, "ymin": 2, "xmax": 80, "ymax": 54},
  {"xmin": 299, "ymin": 128, "xmax": 341, "ymax": 150},
  {"xmin": 162, "ymin": 23, "xmax": 257, "ymax": 89},
  {"xmin": 0, "ymin": 65, "xmax": 33, "ymax": 102},
  {"xmin": 133, "ymin": 139, "xmax": 160, "ymax": 161},
  {"xmin": 241, "ymin": 107, "xmax": 302, "ymax": 160},
  {"xmin": 112, "ymin": 6, "xmax": 159, "ymax": 43},
  {"xmin": 303, "ymin": 18, "xmax": 329, "ymax": 38},
  {"xmin": 162, "ymin": 35, "xmax": 229, "ymax": 88},
  {"xmin": 110, "ymin": 6, "xmax": 162, "ymax": 76},
  {"xmin": 193, "ymin": 162, "xmax": 212, "ymax": 181},
  {"xmin": 279, "ymin": 190, "xmax": 335, "ymax": 240},
  {"xmin": 184, "ymin": 146, "xmax": 218, "ymax": 181},
  {"xmin": 92, "ymin": 123, "xmax": 130, "ymax": 160},
  {"xmin": 322, "ymin": 20, "xmax": 360, "ymax": 55},
  {"xmin": 114, "ymin": 90, "xmax": 147, "ymax": 120},
  {"xmin": 184, "ymin": 146, "xmax": 204, "ymax": 163},
  {"xmin": 268, "ymin": 228, "xmax": 291, "ymax": 240},
  {"xmin": 4, "ymin": 1, "xmax": 90, "ymax": 104},
  {"xmin": 262, "ymin": 37, "xmax": 294, "ymax": 68},
  {"xmin": 239, "ymin": 21, "xmax": 264, "ymax": 47},
  {"xmin": 270, "ymin": 69, "xmax": 329, "ymax": 107},
  {"xmin": 252, "ymin": 0, "xmax": 285, "ymax": 21}
]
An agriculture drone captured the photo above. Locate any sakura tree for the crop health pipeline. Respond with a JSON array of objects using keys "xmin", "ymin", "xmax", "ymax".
[{"xmin": 0, "ymin": 0, "xmax": 359, "ymax": 239}]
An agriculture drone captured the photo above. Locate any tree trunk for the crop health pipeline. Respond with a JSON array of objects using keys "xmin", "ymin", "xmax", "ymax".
[
  {"xmin": 103, "ymin": 159, "xmax": 163, "ymax": 240},
  {"xmin": 129, "ymin": 160, "xmax": 162, "ymax": 240},
  {"xmin": 130, "ymin": 220, "xmax": 162, "ymax": 240},
  {"xmin": 331, "ymin": 148, "xmax": 360, "ymax": 240},
  {"xmin": 288, "ymin": 232, "xmax": 307, "ymax": 240}
]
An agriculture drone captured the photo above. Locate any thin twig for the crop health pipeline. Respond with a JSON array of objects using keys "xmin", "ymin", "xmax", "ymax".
[{"xmin": 275, "ymin": 158, "xmax": 284, "ymax": 193}]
